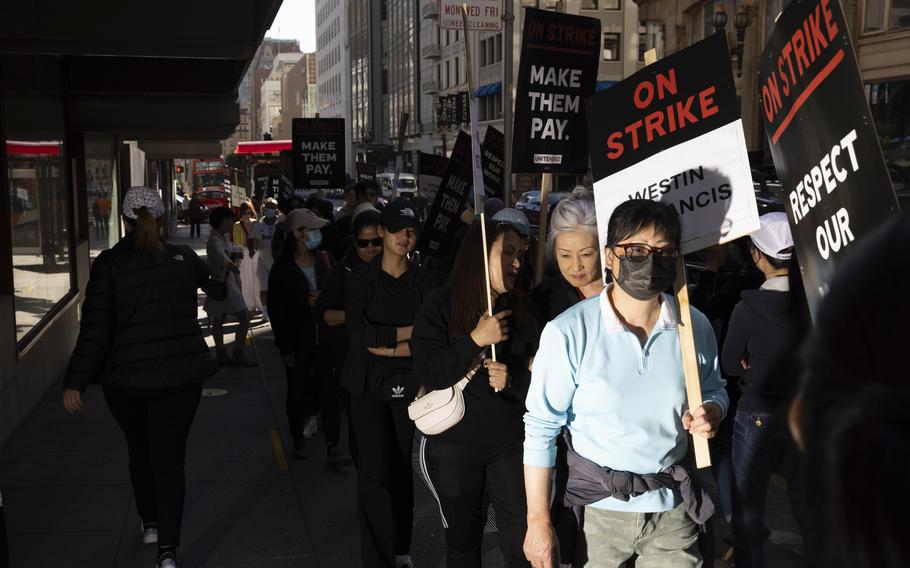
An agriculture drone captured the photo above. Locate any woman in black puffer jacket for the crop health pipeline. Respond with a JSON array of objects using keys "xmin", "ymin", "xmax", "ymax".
[{"xmin": 62, "ymin": 187, "xmax": 216, "ymax": 568}]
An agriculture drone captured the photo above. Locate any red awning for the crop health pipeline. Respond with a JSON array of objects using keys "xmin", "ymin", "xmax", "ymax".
[
  {"xmin": 234, "ymin": 140, "xmax": 292, "ymax": 155},
  {"xmin": 6, "ymin": 140, "xmax": 62, "ymax": 157}
]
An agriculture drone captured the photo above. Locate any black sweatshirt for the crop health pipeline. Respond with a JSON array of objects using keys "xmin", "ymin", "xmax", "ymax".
[
  {"xmin": 411, "ymin": 285, "xmax": 538, "ymax": 447},
  {"xmin": 267, "ymin": 250, "xmax": 333, "ymax": 356},
  {"xmin": 341, "ymin": 255, "xmax": 432, "ymax": 396},
  {"xmin": 721, "ymin": 287, "xmax": 807, "ymax": 414},
  {"xmin": 530, "ymin": 275, "xmax": 583, "ymax": 326},
  {"xmin": 314, "ymin": 247, "xmax": 367, "ymax": 374}
]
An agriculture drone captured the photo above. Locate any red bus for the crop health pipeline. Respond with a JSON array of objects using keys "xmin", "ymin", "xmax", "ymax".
[{"xmin": 192, "ymin": 158, "xmax": 230, "ymax": 209}]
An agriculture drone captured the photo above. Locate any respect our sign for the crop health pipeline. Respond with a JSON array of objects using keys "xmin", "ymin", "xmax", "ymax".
[
  {"xmin": 292, "ymin": 118, "xmax": 346, "ymax": 190},
  {"xmin": 439, "ymin": 0, "xmax": 503, "ymax": 31},
  {"xmin": 512, "ymin": 8, "xmax": 600, "ymax": 173},
  {"xmin": 758, "ymin": 0, "xmax": 898, "ymax": 315},
  {"xmin": 586, "ymin": 33, "xmax": 759, "ymax": 255}
]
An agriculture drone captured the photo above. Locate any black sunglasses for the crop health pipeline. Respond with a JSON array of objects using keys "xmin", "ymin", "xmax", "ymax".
[
  {"xmin": 612, "ymin": 242, "xmax": 680, "ymax": 261},
  {"xmin": 356, "ymin": 237, "xmax": 383, "ymax": 248}
]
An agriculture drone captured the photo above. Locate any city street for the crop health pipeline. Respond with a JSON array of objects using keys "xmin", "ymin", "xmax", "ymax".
[{"xmin": 0, "ymin": 229, "xmax": 805, "ymax": 568}]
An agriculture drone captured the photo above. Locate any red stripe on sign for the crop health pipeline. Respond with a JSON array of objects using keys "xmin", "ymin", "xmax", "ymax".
[{"xmin": 771, "ymin": 48, "xmax": 845, "ymax": 145}]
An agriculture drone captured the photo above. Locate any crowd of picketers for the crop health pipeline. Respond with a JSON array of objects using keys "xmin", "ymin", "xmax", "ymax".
[{"xmin": 40, "ymin": 180, "xmax": 907, "ymax": 568}]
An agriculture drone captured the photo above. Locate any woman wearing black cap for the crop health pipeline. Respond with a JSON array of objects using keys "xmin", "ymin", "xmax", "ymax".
[
  {"xmin": 343, "ymin": 198, "xmax": 431, "ymax": 568},
  {"xmin": 267, "ymin": 208, "xmax": 344, "ymax": 463}
]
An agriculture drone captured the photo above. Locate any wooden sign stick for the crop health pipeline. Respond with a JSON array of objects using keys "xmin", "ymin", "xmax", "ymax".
[
  {"xmin": 534, "ymin": 172, "xmax": 553, "ymax": 285},
  {"xmin": 645, "ymin": 45, "xmax": 711, "ymax": 468},
  {"xmin": 674, "ymin": 257, "xmax": 712, "ymax": 468},
  {"xmin": 463, "ymin": 3, "xmax": 497, "ymax": 365}
]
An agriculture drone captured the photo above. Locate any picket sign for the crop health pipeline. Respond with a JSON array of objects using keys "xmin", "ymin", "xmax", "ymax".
[
  {"xmin": 534, "ymin": 173, "xmax": 552, "ymax": 284},
  {"xmin": 462, "ymin": 3, "xmax": 498, "ymax": 369},
  {"xmin": 642, "ymin": 45, "xmax": 710, "ymax": 469}
]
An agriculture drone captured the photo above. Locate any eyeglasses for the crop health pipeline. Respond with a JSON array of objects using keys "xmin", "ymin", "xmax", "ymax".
[
  {"xmin": 356, "ymin": 237, "xmax": 383, "ymax": 248},
  {"xmin": 612, "ymin": 242, "xmax": 679, "ymax": 261}
]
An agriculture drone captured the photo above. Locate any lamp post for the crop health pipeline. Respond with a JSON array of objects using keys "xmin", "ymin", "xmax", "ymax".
[{"xmin": 714, "ymin": 2, "xmax": 750, "ymax": 78}]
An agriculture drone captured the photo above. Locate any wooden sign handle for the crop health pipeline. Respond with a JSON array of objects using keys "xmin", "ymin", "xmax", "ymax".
[
  {"xmin": 674, "ymin": 256, "xmax": 712, "ymax": 469},
  {"xmin": 534, "ymin": 173, "xmax": 553, "ymax": 285}
]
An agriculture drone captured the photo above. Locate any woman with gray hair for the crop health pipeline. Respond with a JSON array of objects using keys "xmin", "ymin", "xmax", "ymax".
[
  {"xmin": 530, "ymin": 190, "xmax": 604, "ymax": 322},
  {"xmin": 528, "ymin": 189, "xmax": 603, "ymax": 568}
]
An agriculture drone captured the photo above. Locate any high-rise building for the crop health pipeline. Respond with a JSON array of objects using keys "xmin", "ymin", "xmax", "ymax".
[
  {"xmin": 275, "ymin": 53, "xmax": 318, "ymax": 139},
  {"xmin": 349, "ymin": 0, "xmax": 388, "ymax": 163},
  {"xmin": 317, "ymin": 0, "xmax": 353, "ymax": 174},
  {"xmin": 259, "ymin": 51, "xmax": 304, "ymax": 138},
  {"xmin": 385, "ymin": 0, "xmax": 424, "ymax": 171}
]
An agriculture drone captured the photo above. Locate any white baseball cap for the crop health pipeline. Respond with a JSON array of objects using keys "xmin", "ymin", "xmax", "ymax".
[
  {"xmin": 286, "ymin": 208, "xmax": 329, "ymax": 232},
  {"xmin": 750, "ymin": 212, "xmax": 793, "ymax": 260}
]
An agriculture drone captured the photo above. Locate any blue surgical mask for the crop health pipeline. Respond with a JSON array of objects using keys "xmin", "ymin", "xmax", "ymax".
[
  {"xmin": 304, "ymin": 229, "xmax": 323, "ymax": 250},
  {"xmin": 264, "ymin": 208, "xmax": 277, "ymax": 218}
]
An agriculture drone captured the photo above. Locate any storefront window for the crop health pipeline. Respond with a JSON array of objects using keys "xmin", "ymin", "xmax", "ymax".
[
  {"xmin": 3, "ymin": 54, "xmax": 74, "ymax": 342},
  {"xmin": 85, "ymin": 135, "xmax": 119, "ymax": 258}
]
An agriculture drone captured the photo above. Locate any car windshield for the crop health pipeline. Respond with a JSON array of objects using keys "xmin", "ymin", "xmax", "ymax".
[{"xmin": 398, "ymin": 178, "xmax": 416, "ymax": 188}]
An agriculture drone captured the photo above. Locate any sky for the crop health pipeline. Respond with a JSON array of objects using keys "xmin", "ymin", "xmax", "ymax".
[{"xmin": 266, "ymin": 0, "xmax": 317, "ymax": 52}]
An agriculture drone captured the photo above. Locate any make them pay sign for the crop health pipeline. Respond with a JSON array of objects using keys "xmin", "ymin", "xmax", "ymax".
[{"xmin": 299, "ymin": 140, "xmax": 336, "ymax": 175}]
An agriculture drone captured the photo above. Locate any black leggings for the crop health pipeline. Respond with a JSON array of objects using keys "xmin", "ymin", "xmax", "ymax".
[
  {"xmin": 103, "ymin": 384, "xmax": 202, "ymax": 548},
  {"xmin": 349, "ymin": 390, "xmax": 414, "ymax": 568},
  {"xmin": 0, "ymin": 500, "xmax": 8, "ymax": 568},
  {"xmin": 424, "ymin": 439, "xmax": 531, "ymax": 568},
  {"xmin": 285, "ymin": 347, "xmax": 340, "ymax": 446}
]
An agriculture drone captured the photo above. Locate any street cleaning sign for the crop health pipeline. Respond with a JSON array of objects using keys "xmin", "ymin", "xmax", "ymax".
[
  {"xmin": 585, "ymin": 33, "xmax": 759, "ymax": 255},
  {"xmin": 292, "ymin": 118, "xmax": 346, "ymax": 190},
  {"xmin": 419, "ymin": 131, "xmax": 472, "ymax": 257},
  {"xmin": 512, "ymin": 8, "xmax": 600, "ymax": 173},
  {"xmin": 439, "ymin": 0, "xmax": 503, "ymax": 31},
  {"xmin": 758, "ymin": 0, "xmax": 899, "ymax": 315}
]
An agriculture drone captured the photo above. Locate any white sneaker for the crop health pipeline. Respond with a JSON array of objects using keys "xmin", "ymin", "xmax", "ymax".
[
  {"xmin": 158, "ymin": 559, "xmax": 177, "ymax": 568},
  {"xmin": 141, "ymin": 522, "xmax": 159, "ymax": 544},
  {"xmin": 303, "ymin": 416, "xmax": 319, "ymax": 439},
  {"xmin": 394, "ymin": 555, "xmax": 414, "ymax": 568}
]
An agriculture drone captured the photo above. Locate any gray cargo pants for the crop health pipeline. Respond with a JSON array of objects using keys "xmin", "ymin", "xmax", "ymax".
[{"xmin": 582, "ymin": 503, "xmax": 701, "ymax": 568}]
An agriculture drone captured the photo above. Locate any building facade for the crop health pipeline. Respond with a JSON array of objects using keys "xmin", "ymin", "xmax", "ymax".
[
  {"xmin": 350, "ymin": 0, "xmax": 390, "ymax": 164},
  {"xmin": 317, "ymin": 0, "xmax": 354, "ymax": 175},
  {"xmin": 635, "ymin": 0, "xmax": 910, "ymax": 171}
]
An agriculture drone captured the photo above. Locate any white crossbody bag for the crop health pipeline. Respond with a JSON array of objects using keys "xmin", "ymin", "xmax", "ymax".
[{"xmin": 408, "ymin": 355, "xmax": 484, "ymax": 436}]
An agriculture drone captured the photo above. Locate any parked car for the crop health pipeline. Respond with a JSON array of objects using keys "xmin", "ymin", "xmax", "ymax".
[{"xmin": 516, "ymin": 190, "xmax": 570, "ymax": 231}]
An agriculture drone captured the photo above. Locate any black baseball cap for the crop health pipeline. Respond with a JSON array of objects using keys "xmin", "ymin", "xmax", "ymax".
[{"xmin": 381, "ymin": 198, "xmax": 420, "ymax": 233}]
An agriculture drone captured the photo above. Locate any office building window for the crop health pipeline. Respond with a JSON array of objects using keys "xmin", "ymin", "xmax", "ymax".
[
  {"xmin": 582, "ymin": 0, "xmax": 598, "ymax": 8},
  {"xmin": 603, "ymin": 0, "xmax": 621, "ymax": 9},
  {"xmin": 639, "ymin": 21, "xmax": 665, "ymax": 61},
  {"xmin": 3, "ymin": 54, "xmax": 75, "ymax": 343},
  {"xmin": 603, "ymin": 33, "xmax": 621, "ymax": 61}
]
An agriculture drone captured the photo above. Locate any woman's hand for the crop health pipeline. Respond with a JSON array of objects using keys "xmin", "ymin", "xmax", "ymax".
[
  {"xmin": 523, "ymin": 520, "xmax": 559, "ymax": 568},
  {"xmin": 683, "ymin": 402, "xmax": 723, "ymax": 439},
  {"xmin": 63, "ymin": 389, "xmax": 84, "ymax": 414},
  {"xmin": 470, "ymin": 310, "xmax": 511, "ymax": 347},
  {"xmin": 283, "ymin": 353, "xmax": 296, "ymax": 368},
  {"xmin": 307, "ymin": 291, "xmax": 320, "ymax": 306},
  {"xmin": 485, "ymin": 360, "xmax": 509, "ymax": 392},
  {"xmin": 230, "ymin": 262, "xmax": 240, "ymax": 274}
]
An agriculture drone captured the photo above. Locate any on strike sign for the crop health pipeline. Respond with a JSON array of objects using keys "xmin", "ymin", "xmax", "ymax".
[
  {"xmin": 758, "ymin": 0, "xmax": 898, "ymax": 314},
  {"xmin": 292, "ymin": 118, "xmax": 346, "ymax": 190},
  {"xmin": 439, "ymin": 1, "xmax": 503, "ymax": 31},
  {"xmin": 512, "ymin": 8, "xmax": 600, "ymax": 173},
  {"xmin": 586, "ymin": 33, "xmax": 759, "ymax": 254}
]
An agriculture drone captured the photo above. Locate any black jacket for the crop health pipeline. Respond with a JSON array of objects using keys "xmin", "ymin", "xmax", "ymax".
[
  {"xmin": 63, "ymin": 235, "xmax": 216, "ymax": 392},
  {"xmin": 530, "ymin": 275, "xmax": 583, "ymax": 326},
  {"xmin": 267, "ymin": 250, "xmax": 334, "ymax": 356},
  {"xmin": 342, "ymin": 255, "xmax": 432, "ymax": 396},
  {"xmin": 411, "ymin": 285, "xmax": 538, "ymax": 446},
  {"xmin": 721, "ymin": 287, "xmax": 807, "ymax": 414},
  {"xmin": 314, "ymin": 247, "xmax": 367, "ymax": 372}
]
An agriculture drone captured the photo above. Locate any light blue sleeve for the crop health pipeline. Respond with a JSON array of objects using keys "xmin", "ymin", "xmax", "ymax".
[
  {"xmin": 523, "ymin": 322, "xmax": 578, "ymax": 468},
  {"xmin": 693, "ymin": 309, "xmax": 729, "ymax": 418}
]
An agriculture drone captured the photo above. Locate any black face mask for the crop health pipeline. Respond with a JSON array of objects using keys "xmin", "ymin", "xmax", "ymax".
[{"xmin": 615, "ymin": 254, "xmax": 677, "ymax": 301}]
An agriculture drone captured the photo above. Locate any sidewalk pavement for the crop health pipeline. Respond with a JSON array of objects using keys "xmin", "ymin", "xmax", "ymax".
[{"xmin": 0, "ymin": 224, "xmax": 804, "ymax": 567}]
